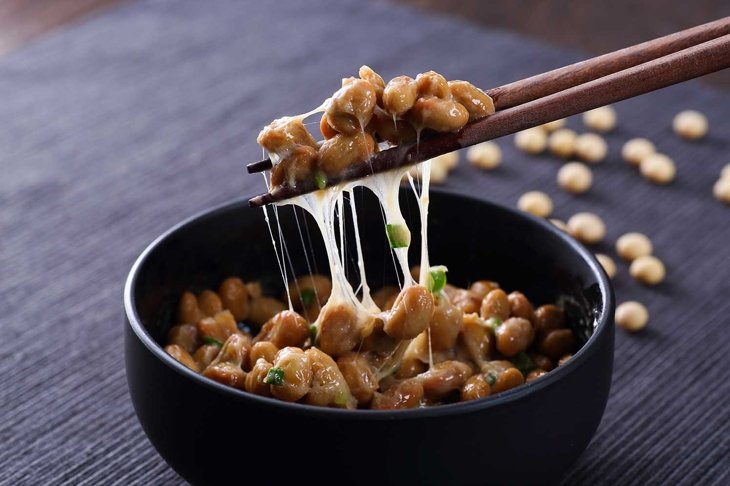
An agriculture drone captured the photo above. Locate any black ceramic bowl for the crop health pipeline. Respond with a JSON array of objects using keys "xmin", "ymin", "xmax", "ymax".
[{"xmin": 125, "ymin": 188, "xmax": 614, "ymax": 486}]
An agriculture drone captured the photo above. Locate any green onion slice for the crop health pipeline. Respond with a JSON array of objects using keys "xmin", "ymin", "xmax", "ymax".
[
  {"xmin": 263, "ymin": 366, "xmax": 285, "ymax": 386},
  {"xmin": 309, "ymin": 324, "xmax": 318, "ymax": 344},
  {"xmin": 202, "ymin": 335, "xmax": 224, "ymax": 347},
  {"xmin": 485, "ymin": 317, "xmax": 502, "ymax": 332},
  {"xmin": 300, "ymin": 288, "xmax": 316, "ymax": 307},
  {"xmin": 314, "ymin": 170, "xmax": 327, "ymax": 190},
  {"xmin": 485, "ymin": 372, "xmax": 498, "ymax": 386},
  {"xmin": 334, "ymin": 389, "xmax": 350, "ymax": 407},
  {"xmin": 386, "ymin": 223, "xmax": 411, "ymax": 249},
  {"xmin": 427, "ymin": 265, "xmax": 448, "ymax": 293},
  {"xmin": 511, "ymin": 352, "xmax": 536, "ymax": 375}
]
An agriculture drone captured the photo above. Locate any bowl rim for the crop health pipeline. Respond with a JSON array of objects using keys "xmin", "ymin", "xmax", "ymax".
[{"xmin": 124, "ymin": 187, "xmax": 614, "ymax": 420}]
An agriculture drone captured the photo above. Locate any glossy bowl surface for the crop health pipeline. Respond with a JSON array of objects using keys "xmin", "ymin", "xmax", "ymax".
[{"xmin": 125, "ymin": 188, "xmax": 614, "ymax": 486}]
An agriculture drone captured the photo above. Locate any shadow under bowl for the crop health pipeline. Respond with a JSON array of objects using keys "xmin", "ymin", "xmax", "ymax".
[{"xmin": 124, "ymin": 187, "xmax": 614, "ymax": 486}]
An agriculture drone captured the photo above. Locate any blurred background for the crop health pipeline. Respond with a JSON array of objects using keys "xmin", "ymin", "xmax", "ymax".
[{"xmin": 2, "ymin": 0, "xmax": 729, "ymax": 89}]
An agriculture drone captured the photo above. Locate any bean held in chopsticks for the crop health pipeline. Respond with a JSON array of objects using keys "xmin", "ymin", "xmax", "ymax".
[
  {"xmin": 256, "ymin": 68, "xmax": 495, "ymax": 194},
  {"xmin": 246, "ymin": 15, "xmax": 730, "ymax": 178},
  {"xmin": 247, "ymin": 17, "xmax": 730, "ymax": 208}
]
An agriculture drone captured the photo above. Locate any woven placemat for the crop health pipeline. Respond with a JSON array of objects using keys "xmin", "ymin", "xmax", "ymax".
[{"xmin": 1, "ymin": 0, "xmax": 728, "ymax": 484}]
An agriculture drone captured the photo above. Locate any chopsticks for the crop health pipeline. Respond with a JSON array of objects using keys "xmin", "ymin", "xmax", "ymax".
[
  {"xmin": 486, "ymin": 16, "xmax": 730, "ymax": 109},
  {"xmin": 248, "ymin": 17, "xmax": 730, "ymax": 207}
]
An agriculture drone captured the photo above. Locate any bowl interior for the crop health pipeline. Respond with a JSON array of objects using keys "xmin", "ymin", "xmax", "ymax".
[{"xmin": 132, "ymin": 187, "xmax": 605, "ymax": 354}]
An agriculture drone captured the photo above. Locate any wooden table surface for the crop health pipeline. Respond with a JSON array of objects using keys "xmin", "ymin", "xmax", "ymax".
[
  {"xmin": 0, "ymin": 0, "xmax": 123, "ymax": 55},
  {"xmin": 4, "ymin": 0, "xmax": 727, "ymax": 90}
]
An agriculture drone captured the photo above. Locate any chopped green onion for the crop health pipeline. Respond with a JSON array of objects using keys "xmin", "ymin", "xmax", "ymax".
[
  {"xmin": 511, "ymin": 352, "xmax": 536, "ymax": 375},
  {"xmin": 300, "ymin": 288, "xmax": 316, "ymax": 307},
  {"xmin": 334, "ymin": 389, "xmax": 350, "ymax": 407},
  {"xmin": 386, "ymin": 223, "xmax": 411, "ymax": 249},
  {"xmin": 202, "ymin": 335, "xmax": 224, "ymax": 347},
  {"xmin": 309, "ymin": 324, "xmax": 318, "ymax": 344},
  {"xmin": 263, "ymin": 366, "xmax": 285, "ymax": 386},
  {"xmin": 485, "ymin": 372, "xmax": 498, "ymax": 386},
  {"xmin": 314, "ymin": 170, "xmax": 327, "ymax": 190},
  {"xmin": 427, "ymin": 266, "xmax": 448, "ymax": 293},
  {"xmin": 485, "ymin": 317, "xmax": 502, "ymax": 332}
]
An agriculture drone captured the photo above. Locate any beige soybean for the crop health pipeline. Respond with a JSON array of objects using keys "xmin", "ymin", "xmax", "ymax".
[
  {"xmin": 467, "ymin": 142, "xmax": 502, "ymax": 170},
  {"xmin": 583, "ymin": 106, "xmax": 616, "ymax": 133},
  {"xmin": 514, "ymin": 128, "xmax": 548, "ymax": 155},
  {"xmin": 616, "ymin": 301, "xmax": 649, "ymax": 332},
  {"xmin": 673, "ymin": 110, "xmax": 708, "ymax": 140},
  {"xmin": 567, "ymin": 212, "xmax": 606, "ymax": 244},
  {"xmin": 713, "ymin": 177, "xmax": 730, "ymax": 204},
  {"xmin": 518, "ymin": 191, "xmax": 553, "ymax": 218},
  {"xmin": 616, "ymin": 232, "xmax": 653, "ymax": 261},
  {"xmin": 541, "ymin": 119, "xmax": 566, "ymax": 132},
  {"xmin": 557, "ymin": 162, "xmax": 592, "ymax": 194},
  {"xmin": 640, "ymin": 153, "xmax": 676, "ymax": 184},
  {"xmin": 382, "ymin": 76, "xmax": 418, "ymax": 117},
  {"xmin": 433, "ymin": 151, "xmax": 459, "ymax": 171},
  {"xmin": 574, "ymin": 133, "xmax": 608, "ymax": 163},
  {"xmin": 630, "ymin": 255, "xmax": 666, "ymax": 285},
  {"xmin": 448, "ymin": 80, "xmax": 495, "ymax": 120},
  {"xmin": 409, "ymin": 97, "xmax": 469, "ymax": 132},
  {"xmin": 622, "ymin": 138, "xmax": 656, "ymax": 166},
  {"xmin": 415, "ymin": 152, "xmax": 457, "ymax": 185},
  {"xmin": 595, "ymin": 254, "xmax": 616, "ymax": 279},
  {"xmin": 721, "ymin": 163, "xmax": 730, "ymax": 180},
  {"xmin": 429, "ymin": 160, "xmax": 449, "ymax": 184},
  {"xmin": 548, "ymin": 128, "xmax": 577, "ymax": 158}
]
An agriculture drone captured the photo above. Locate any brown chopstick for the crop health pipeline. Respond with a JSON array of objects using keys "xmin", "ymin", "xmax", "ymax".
[
  {"xmin": 246, "ymin": 16, "xmax": 730, "ymax": 177},
  {"xmin": 248, "ymin": 33, "xmax": 730, "ymax": 208},
  {"xmin": 486, "ymin": 16, "xmax": 730, "ymax": 110}
]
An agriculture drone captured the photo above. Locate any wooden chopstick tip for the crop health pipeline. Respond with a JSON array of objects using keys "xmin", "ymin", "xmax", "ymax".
[
  {"xmin": 247, "ymin": 158, "xmax": 272, "ymax": 174},
  {"xmin": 248, "ymin": 194, "xmax": 268, "ymax": 207}
]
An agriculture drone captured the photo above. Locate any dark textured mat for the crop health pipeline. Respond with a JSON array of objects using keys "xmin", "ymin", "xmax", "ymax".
[{"xmin": 1, "ymin": 0, "xmax": 728, "ymax": 484}]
